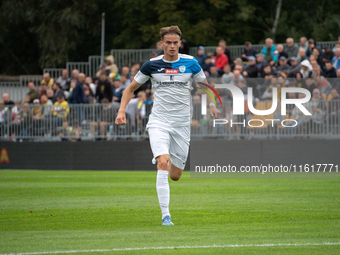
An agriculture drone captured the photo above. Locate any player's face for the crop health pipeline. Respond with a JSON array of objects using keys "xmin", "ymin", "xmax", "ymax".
[{"xmin": 161, "ymin": 34, "xmax": 181, "ymax": 58}]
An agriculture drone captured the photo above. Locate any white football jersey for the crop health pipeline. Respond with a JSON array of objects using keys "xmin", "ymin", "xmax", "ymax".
[{"xmin": 134, "ymin": 54, "xmax": 206, "ymax": 127}]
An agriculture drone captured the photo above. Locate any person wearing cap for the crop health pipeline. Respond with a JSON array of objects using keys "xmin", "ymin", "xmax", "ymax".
[
  {"xmin": 95, "ymin": 63, "xmax": 110, "ymax": 78},
  {"xmin": 32, "ymin": 99, "xmax": 42, "ymax": 120},
  {"xmin": 241, "ymin": 41, "xmax": 257, "ymax": 62},
  {"xmin": 113, "ymin": 74, "xmax": 124, "ymax": 107},
  {"xmin": 51, "ymin": 92, "xmax": 69, "ymax": 124},
  {"xmin": 196, "ymin": 46, "xmax": 206, "ymax": 67},
  {"xmin": 256, "ymin": 53, "xmax": 267, "ymax": 75},
  {"xmin": 242, "ymin": 56, "xmax": 259, "ymax": 78},
  {"xmin": 275, "ymin": 56, "xmax": 291, "ymax": 75},
  {"xmin": 288, "ymin": 57, "xmax": 301, "ymax": 77}
]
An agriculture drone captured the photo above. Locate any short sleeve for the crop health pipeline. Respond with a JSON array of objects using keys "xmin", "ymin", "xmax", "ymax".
[
  {"xmin": 134, "ymin": 61, "xmax": 152, "ymax": 84},
  {"xmin": 191, "ymin": 59, "xmax": 206, "ymax": 82}
]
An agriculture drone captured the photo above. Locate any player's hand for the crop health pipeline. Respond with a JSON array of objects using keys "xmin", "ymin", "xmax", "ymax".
[
  {"xmin": 210, "ymin": 105, "xmax": 221, "ymax": 118},
  {"xmin": 115, "ymin": 110, "xmax": 126, "ymax": 125}
]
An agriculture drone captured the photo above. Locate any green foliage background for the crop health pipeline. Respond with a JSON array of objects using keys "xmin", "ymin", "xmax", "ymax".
[{"xmin": 0, "ymin": 0, "xmax": 339, "ymax": 74}]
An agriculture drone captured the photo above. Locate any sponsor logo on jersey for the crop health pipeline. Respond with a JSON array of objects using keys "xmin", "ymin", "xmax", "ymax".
[
  {"xmin": 157, "ymin": 68, "xmax": 165, "ymax": 72},
  {"xmin": 179, "ymin": 66, "xmax": 186, "ymax": 73},
  {"xmin": 165, "ymin": 69, "xmax": 179, "ymax": 74}
]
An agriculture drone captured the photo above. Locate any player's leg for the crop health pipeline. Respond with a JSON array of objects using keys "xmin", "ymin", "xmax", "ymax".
[
  {"xmin": 168, "ymin": 125, "xmax": 190, "ymax": 181},
  {"xmin": 148, "ymin": 127, "xmax": 173, "ymax": 225}
]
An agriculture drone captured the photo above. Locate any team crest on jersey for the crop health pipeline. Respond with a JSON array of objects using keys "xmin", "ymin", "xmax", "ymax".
[{"xmin": 179, "ymin": 66, "xmax": 186, "ymax": 73}]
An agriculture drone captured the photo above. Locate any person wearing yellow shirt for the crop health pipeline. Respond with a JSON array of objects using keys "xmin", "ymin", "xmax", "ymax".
[
  {"xmin": 51, "ymin": 93, "xmax": 69, "ymax": 126},
  {"xmin": 41, "ymin": 73, "xmax": 54, "ymax": 89}
]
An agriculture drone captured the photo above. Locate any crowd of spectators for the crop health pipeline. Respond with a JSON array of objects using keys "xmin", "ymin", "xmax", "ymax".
[{"xmin": 1, "ymin": 36, "xmax": 340, "ymax": 140}]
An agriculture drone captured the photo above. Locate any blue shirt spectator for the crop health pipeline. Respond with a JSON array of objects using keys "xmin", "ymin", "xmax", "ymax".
[
  {"xmin": 196, "ymin": 46, "xmax": 206, "ymax": 67},
  {"xmin": 261, "ymin": 38, "xmax": 278, "ymax": 63}
]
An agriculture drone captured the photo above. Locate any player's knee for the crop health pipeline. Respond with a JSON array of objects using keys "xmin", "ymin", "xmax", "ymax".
[{"xmin": 157, "ymin": 160, "xmax": 169, "ymax": 171}]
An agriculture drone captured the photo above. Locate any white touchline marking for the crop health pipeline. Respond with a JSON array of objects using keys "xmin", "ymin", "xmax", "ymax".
[{"xmin": 1, "ymin": 242, "xmax": 340, "ymax": 255}]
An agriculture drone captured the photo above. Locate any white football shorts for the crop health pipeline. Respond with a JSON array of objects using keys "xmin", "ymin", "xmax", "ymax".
[{"xmin": 148, "ymin": 125, "xmax": 190, "ymax": 170}]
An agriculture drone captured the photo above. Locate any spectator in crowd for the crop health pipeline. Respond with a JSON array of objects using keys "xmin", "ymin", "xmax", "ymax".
[
  {"xmin": 27, "ymin": 82, "xmax": 39, "ymax": 103},
  {"xmin": 83, "ymin": 84, "xmax": 95, "ymax": 104},
  {"xmin": 131, "ymin": 62, "xmax": 141, "ymax": 76},
  {"xmin": 275, "ymin": 56, "xmax": 291, "ymax": 75},
  {"xmin": 41, "ymin": 73, "xmax": 54, "ymax": 89},
  {"xmin": 202, "ymin": 55, "xmax": 214, "ymax": 76},
  {"xmin": 231, "ymin": 70, "xmax": 244, "ymax": 85},
  {"xmin": 303, "ymin": 78, "xmax": 317, "ymax": 94},
  {"xmin": 156, "ymin": 41, "xmax": 164, "ymax": 55},
  {"xmin": 104, "ymin": 55, "xmax": 119, "ymax": 74},
  {"xmin": 85, "ymin": 76, "xmax": 96, "ymax": 95},
  {"xmin": 299, "ymin": 37, "xmax": 309, "ymax": 52},
  {"xmin": 286, "ymin": 38, "xmax": 299, "ymax": 60},
  {"xmin": 256, "ymin": 53, "xmax": 267, "ymax": 75},
  {"xmin": 306, "ymin": 39, "xmax": 320, "ymax": 57},
  {"xmin": 218, "ymin": 39, "xmax": 231, "ymax": 63},
  {"xmin": 0, "ymin": 100, "xmax": 12, "ymax": 131},
  {"xmin": 284, "ymin": 93, "xmax": 311, "ymax": 132},
  {"xmin": 113, "ymin": 75, "xmax": 124, "ymax": 105},
  {"xmin": 196, "ymin": 46, "xmax": 206, "ymax": 67},
  {"xmin": 23, "ymin": 95, "xmax": 31, "ymax": 104},
  {"xmin": 300, "ymin": 60, "xmax": 312, "ymax": 78},
  {"xmin": 71, "ymin": 69, "xmax": 79, "ymax": 82},
  {"xmin": 52, "ymin": 83, "xmax": 64, "ymax": 103},
  {"xmin": 121, "ymin": 65, "xmax": 131, "ymax": 79},
  {"xmin": 51, "ymin": 92, "xmax": 69, "ymax": 126},
  {"xmin": 326, "ymin": 88, "xmax": 340, "ymax": 125},
  {"xmin": 40, "ymin": 94, "xmax": 53, "ymax": 117},
  {"xmin": 331, "ymin": 48, "xmax": 340, "ymax": 70},
  {"xmin": 2, "ymin": 93, "xmax": 14, "ymax": 105},
  {"xmin": 120, "ymin": 74, "xmax": 131, "ymax": 89},
  {"xmin": 179, "ymin": 39, "xmax": 190, "ymax": 54},
  {"xmin": 96, "ymin": 63, "xmax": 110, "ymax": 78},
  {"xmin": 261, "ymin": 38, "xmax": 277, "ymax": 64},
  {"xmin": 32, "ymin": 99, "xmax": 42, "ymax": 120},
  {"xmin": 96, "ymin": 72, "xmax": 113, "ymax": 103},
  {"xmin": 332, "ymin": 37, "xmax": 340, "ymax": 52},
  {"xmin": 333, "ymin": 69, "xmax": 340, "ymax": 94},
  {"xmin": 288, "ymin": 57, "xmax": 301, "ymax": 77},
  {"xmin": 242, "ymin": 56, "xmax": 259, "ymax": 78},
  {"xmin": 241, "ymin": 41, "xmax": 257, "ymax": 62},
  {"xmin": 322, "ymin": 45, "xmax": 334, "ymax": 63},
  {"xmin": 214, "ymin": 46, "xmax": 228, "ymax": 75},
  {"xmin": 312, "ymin": 47, "xmax": 324, "ymax": 68},
  {"xmin": 297, "ymin": 48, "xmax": 308, "ymax": 63},
  {"xmin": 221, "ymin": 65, "xmax": 234, "ymax": 84},
  {"xmin": 209, "ymin": 66, "xmax": 220, "ymax": 79},
  {"xmin": 324, "ymin": 60, "xmax": 337, "ymax": 79},
  {"xmin": 38, "ymin": 84, "xmax": 47, "ymax": 101},
  {"xmin": 68, "ymin": 73, "xmax": 86, "ymax": 104},
  {"xmin": 276, "ymin": 44, "xmax": 288, "ymax": 64},
  {"xmin": 56, "ymin": 69, "xmax": 71, "ymax": 91},
  {"xmin": 313, "ymin": 66, "xmax": 332, "ymax": 95}
]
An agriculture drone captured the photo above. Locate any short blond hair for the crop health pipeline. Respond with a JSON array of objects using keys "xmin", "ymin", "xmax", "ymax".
[{"xmin": 159, "ymin": 26, "xmax": 182, "ymax": 40}]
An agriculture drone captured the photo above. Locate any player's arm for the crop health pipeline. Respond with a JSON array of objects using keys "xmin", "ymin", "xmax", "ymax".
[
  {"xmin": 115, "ymin": 80, "xmax": 143, "ymax": 125},
  {"xmin": 198, "ymin": 79, "xmax": 221, "ymax": 118}
]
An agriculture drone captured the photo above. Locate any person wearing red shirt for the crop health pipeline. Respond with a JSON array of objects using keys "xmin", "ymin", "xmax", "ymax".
[{"xmin": 214, "ymin": 46, "xmax": 229, "ymax": 75}]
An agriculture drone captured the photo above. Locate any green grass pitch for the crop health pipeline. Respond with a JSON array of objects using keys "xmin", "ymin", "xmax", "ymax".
[{"xmin": 0, "ymin": 170, "xmax": 339, "ymax": 254}]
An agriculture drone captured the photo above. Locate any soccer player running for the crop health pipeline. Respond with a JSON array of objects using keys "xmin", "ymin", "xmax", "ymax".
[{"xmin": 115, "ymin": 26, "xmax": 220, "ymax": 225}]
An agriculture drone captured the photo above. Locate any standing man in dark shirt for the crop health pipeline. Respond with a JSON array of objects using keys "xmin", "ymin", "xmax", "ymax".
[{"xmin": 96, "ymin": 72, "xmax": 113, "ymax": 103}]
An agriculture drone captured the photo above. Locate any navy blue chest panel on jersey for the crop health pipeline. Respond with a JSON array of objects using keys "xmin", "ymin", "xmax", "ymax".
[{"xmin": 139, "ymin": 57, "xmax": 200, "ymax": 77}]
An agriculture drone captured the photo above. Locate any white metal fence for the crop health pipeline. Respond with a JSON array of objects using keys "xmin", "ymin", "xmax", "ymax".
[{"xmin": 1, "ymin": 99, "xmax": 340, "ymax": 141}]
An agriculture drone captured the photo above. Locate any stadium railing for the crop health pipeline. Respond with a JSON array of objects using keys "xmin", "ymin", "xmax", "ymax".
[
  {"xmin": 43, "ymin": 68, "xmax": 64, "ymax": 79},
  {"xmin": 0, "ymin": 99, "xmax": 339, "ymax": 141}
]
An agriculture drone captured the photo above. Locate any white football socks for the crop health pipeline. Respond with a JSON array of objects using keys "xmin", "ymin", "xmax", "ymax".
[{"xmin": 156, "ymin": 170, "xmax": 170, "ymax": 219}]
